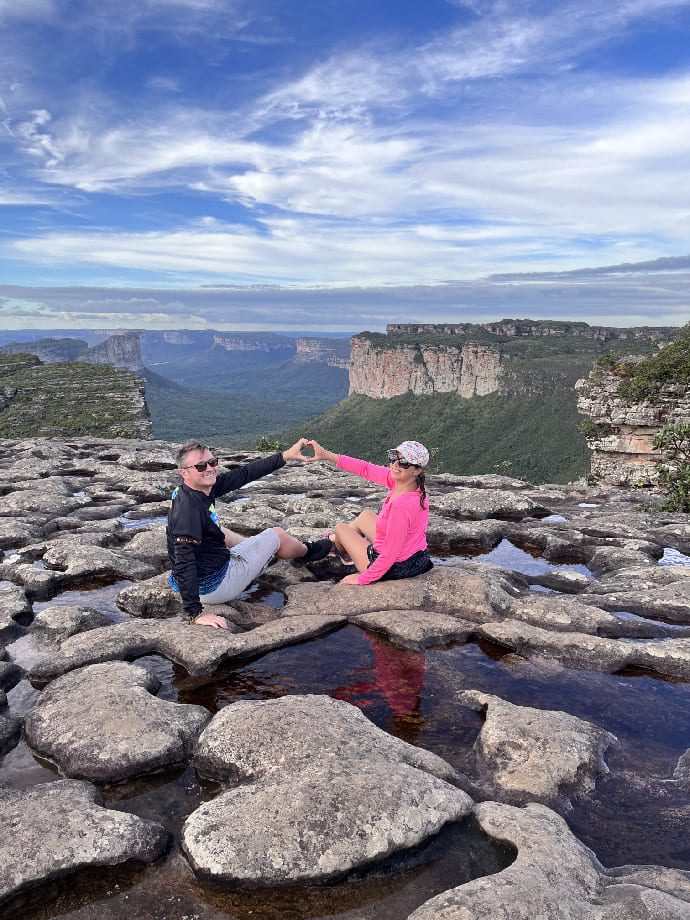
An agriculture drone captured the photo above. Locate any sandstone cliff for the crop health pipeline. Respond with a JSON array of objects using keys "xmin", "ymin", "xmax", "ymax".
[
  {"xmin": 81, "ymin": 331, "xmax": 144, "ymax": 372},
  {"xmin": 349, "ymin": 338, "xmax": 503, "ymax": 397},
  {"xmin": 295, "ymin": 337, "xmax": 350, "ymax": 369},
  {"xmin": 213, "ymin": 333, "xmax": 294, "ymax": 353},
  {"xmin": 0, "ymin": 354, "xmax": 152, "ymax": 439},
  {"xmin": 576, "ymin": 359, "xmax": 690, "ymax": 486},
  {"xmin": 350, "ymin": 322, "xmax": 673, "ymax": 401}
]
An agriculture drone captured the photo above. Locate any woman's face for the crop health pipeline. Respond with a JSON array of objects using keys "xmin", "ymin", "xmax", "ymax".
[{"xmin": 389, "ymin": 453, "xmax": 421, "ymax": 486}]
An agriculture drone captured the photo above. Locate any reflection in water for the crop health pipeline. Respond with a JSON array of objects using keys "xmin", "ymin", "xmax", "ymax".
[
  {"xmin": 431, "ymin": 538, "xmax": 592, "ymax": 579},
  {"xmin": 333, "ymin": 636, "xmax": 426, "ymax": 744}
]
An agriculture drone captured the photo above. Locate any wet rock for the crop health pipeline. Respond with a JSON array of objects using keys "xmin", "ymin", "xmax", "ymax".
[
  {"xmin": 0, "ymin": 519, "xmax": 44, "ymax": 549},
  {"xmin": 582, "ymin": 576, "xmax": 690, "ymax": 624},
  {"xmin": 284, "ymin": 564, "xmax": 521, "ymax": 623},
  {"xmin": 29, "ymin": 614, "xmax": 345, "ymax": 681},
  {"xmin": 184, "ymin": 695, "xmax": 471, "ymax": 884},
  {"xmin": 24, "ymin": 661, "xmax": 211, "ymax": 782},
  {"xmin": 0, "ymin": 581, "xmax": 32, "ymax": 641},
  {"xmin": 351, "ymin": 609, "xmax": 476, "ymax": 650},
  {"xmin": 525, "ymin": 567, "xmax": 593, "ymax": 593},
  {"xmin": 508, "ymin": 593, "xmax": 668, "ymax": 639},
  {"xmin": 408, "ymin": 801, "xmax": 690, "ymax": 920},
  {"xmin": 0, "ymin": 484, "xmax": 90, "ymax": 519},
  {"xmin": 31, "ymin": 604, "xmax": 114, "ymax": 640},
  {"xmin": 41, "ymin": 541, "xmax": 158, "ymax": 585},
  {"xmin": 426, "ymin": 517, "xmax": 507, "ymax": 551},
  {"xmin": 116, "ymin": 572, "xmax": 183, "ymax": 617},
  {"xmin": 0, "ymin": 779, "xmax": 168, "ymax": 907},
  {"xmin": 434, "ymin": 489, "xmax": 550, "ymax": 521},
  {"xmin": 458, "ymin": 690, "xmax": 616, "ymax": 809},
  {"xmin": 194, "ymin": 694, "xmax": 460, "ymax": 784},
  {"xmin": 478, "ymin": 620, "xmax": 690, "ymax": 680},
  {"xmin": 117, "ymin": 525, "xmax": 169, "ymax": 572},
  {"xmin": 0, "ymin": 690, "xmax": 21, "ymax": 755},
  {"xmin": 0, "ymin": 653, "xmax": 22, "ymax": 692}
]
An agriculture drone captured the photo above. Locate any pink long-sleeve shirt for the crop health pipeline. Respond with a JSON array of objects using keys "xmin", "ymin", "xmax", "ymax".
[{"xmin": 337, "ymin": 454, "xmax": 429, "ymax": 584}]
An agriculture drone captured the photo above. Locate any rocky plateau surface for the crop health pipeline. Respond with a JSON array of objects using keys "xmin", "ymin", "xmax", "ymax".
[{"xmin": 0, "ymin": 436, "xmax": 689, "ymax": 919}]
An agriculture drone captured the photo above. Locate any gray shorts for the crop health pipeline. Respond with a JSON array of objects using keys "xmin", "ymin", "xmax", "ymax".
[{"xmin": 200, "ymin": 528, "xmax": 281, "ymax": 605}]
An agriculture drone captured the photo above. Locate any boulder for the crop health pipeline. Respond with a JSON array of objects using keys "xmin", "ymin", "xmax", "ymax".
[
  {"xmin": 0, "ymin": 780, "xmax": 168, "ymax": 907},
  {"xmin": 458, "ymin": 690, "xmax": 616, "ymax": 809},
  {"xmin": 408, "ymin": 801, "xmax": 690, "ymax": 919},
  {"xmin": 24, "ymin": 661, "xmax": 211, "ymax": 782},
  {"xmin": 183, "ymin": 695, "xmax": 472, "ymax": 884}
]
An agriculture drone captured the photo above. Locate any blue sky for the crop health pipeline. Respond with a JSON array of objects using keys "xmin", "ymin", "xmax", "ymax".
[{"xmin": 1, "ymin": 0, "xmax": 690, "ymax": 331}]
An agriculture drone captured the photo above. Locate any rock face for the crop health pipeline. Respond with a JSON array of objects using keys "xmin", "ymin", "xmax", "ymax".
[
  {"xmin": 349, "ymin": 337, "xmax": 504, "ymax": 398},
  {"xmin": 295, "ymin": 336, "xmax": 351, "ymax": 368},
  {"xmin": 576, "ymin": 359, "xmax": 690, "ymax": 486},
  {"xmin": 0, "ymin": 331, "xmax": 144, "ymax": 372},
  {"xmin": 80, "ymin": 331, "xmax": 144, "ymax": 371},
  {"xmin": 349, "ymin": 321, "xmax": 674, "ymax": 400},
  {"xmin": 212, "ymin": 332, "xmax": 295, "ymax": 352},
  {"xmin": 0, "ymin": 355, "xmax": 152, "ymax": 438}
]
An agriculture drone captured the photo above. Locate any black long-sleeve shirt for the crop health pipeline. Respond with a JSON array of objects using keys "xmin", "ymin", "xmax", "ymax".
[{"xmin": 166, "ymin": 451, "xmax": 285, "ymax": 618}]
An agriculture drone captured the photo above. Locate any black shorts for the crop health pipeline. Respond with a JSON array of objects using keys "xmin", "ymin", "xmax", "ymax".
[{"xmin": 366, "ymin": 545, "xmax": 434, "ymax": 581}]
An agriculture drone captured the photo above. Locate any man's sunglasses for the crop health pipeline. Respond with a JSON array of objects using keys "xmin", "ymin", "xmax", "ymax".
[
  {"xmin": 387, "ymin": 450, "xmax": 416, "ymax": 469},
  {"xmin": 182, "ymin": 457, "xmax": 219, "ymax": 472}
]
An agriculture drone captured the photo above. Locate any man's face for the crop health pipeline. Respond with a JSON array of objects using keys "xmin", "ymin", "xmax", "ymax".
[{"xmin": 179, "ymin": 448, "xmax": 218, "ymax": 494}]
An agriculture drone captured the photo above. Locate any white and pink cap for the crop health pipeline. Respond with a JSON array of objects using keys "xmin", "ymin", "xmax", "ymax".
[{"xmin": 393, "ymin": 440, "xmax": 429, "ymax": 467}]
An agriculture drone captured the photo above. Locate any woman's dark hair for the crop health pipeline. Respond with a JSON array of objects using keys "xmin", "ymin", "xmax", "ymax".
[{"xmin": 416, "ymin": 469, "xmax": 427, "ymax": 508}]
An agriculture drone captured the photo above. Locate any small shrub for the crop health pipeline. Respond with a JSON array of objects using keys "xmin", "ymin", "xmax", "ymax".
[
  {"xmin": 653, "ymin": 421, "xmax": 690, "ymax": 512},
  {"xmin": 255, "ymin": 436, "xmax": 282, "ymax": 452}
]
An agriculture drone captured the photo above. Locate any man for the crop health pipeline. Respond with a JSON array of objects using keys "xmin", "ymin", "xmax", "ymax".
[{"xmin": 167, "ymin": 438, "xmax": 331, "ymax": 628}]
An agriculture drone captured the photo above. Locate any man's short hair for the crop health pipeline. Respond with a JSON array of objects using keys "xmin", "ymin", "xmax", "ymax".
[{"xmin": 176, "ymin": 439, "xmax": 207, "ymax": 469}]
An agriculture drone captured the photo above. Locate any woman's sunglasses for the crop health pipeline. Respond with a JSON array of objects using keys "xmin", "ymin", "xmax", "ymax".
[
  {"xmin": 387, "ymin": 450, "xmax": 416, "ymax": 469},
  {"xmin": 182, "ymin": 457, "xmax": 219, "ymax": 472}
]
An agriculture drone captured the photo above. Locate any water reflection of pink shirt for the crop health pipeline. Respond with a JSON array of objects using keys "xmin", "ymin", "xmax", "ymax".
[{"xmin": 337, "ymin": 455, "xmax": 429, "ymax": 584}]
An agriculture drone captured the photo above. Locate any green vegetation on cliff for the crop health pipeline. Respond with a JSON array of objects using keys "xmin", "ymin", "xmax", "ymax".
[
  {"xmin": 616, "ymin": 323, "xmax": 690, "ymax": 401},
  {"xmin": 279, "ymin": 389, "xmax": 590, "ymax": 484},
  {"xmin": 142, "ymin": 369, "xmax": 344, "ymax": 445},
  {"xmin": 0, "ymin": 356, "xmax": 150, "ymax": 438}
]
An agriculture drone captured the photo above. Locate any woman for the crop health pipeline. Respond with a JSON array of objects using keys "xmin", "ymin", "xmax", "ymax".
[{"xmin": 304, "ymin": 439, "xmax": 433, "ymax": 585}]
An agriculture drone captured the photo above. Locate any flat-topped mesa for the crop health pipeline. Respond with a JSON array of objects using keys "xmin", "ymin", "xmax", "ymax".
[
  {"xmin": 0, "ymin": 353, "xmax": 152, "ymax": 439},
  {"xmin": 386, "ymin": 320, "xmax": 677, "ymax": 343},
  {"xmin": 351, "ymin": 321, "xmax": 677, "ymax": 400},
  {"xmin": 295, "ymin": 337, "xmax": 351, "ymax": 369},
  {"xmin": 576, "ymin": 357, "xmax": 690, "ymax": 487},
  {"xmin": 213, "ymin": 333, "xmax": 294, "ymax": 353}
]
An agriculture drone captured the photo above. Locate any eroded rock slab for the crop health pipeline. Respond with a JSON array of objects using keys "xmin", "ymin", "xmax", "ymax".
[
  {"xmin": 408, "ymin": 801, "xmax": 690, "ymax": 920},
  {"xmin": 478, "ymin": 619, "xmax": 690, "ymax": 680},
  {"xmin": 32, "ymin": 604, "xmax": 113, "ymax": 640},
  {"xmin": 458, "ymin": 690, "xmax": 616, "ymax": 809},
  {"xmin": 184, "ymin": 695, "xmax": 472, "ymax": 884},
  {"xmin": 0, "ymin": 780, "xmax": 168, "ymax": 907},
  {"xmin": 351, "ymin": 609, "xmax": 476, "ymax": 650},
  {"xmin": 24, "ymin": 661, "xmax": 211, "ymax": 782},
  {"xmin": 29, "ymin": 614, "xmax": 346, "ymax": 681}
]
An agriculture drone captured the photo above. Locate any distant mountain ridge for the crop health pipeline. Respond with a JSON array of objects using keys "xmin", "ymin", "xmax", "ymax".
[{"xmin": 0, "ymin": 331, "xmax": 144, "ymax": 371}]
